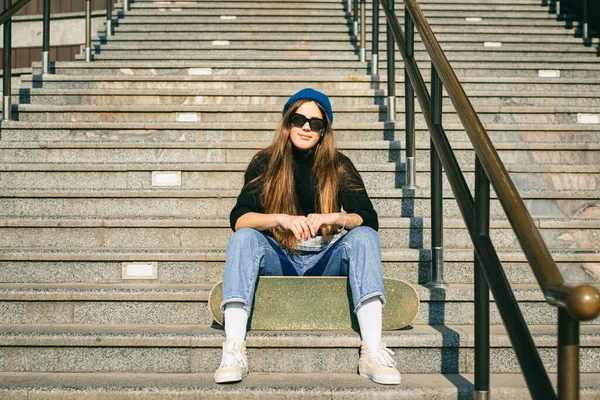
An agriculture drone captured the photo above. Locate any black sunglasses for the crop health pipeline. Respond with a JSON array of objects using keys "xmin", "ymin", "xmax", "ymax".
[{"xmin": 289, "ymin": 113, "xmax": 326, "ymax": 133}]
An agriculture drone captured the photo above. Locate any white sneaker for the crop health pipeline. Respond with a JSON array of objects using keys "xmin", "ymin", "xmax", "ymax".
[
  {"xmin": 214, "ymin": 340, "xmax": 248, "ymax": 383},
  {"xmin": 358, "ymin": 341, "xmax": 402, "ymax": 385}
]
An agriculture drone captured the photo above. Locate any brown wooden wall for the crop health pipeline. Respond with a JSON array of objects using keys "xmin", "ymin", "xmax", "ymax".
[
  {"xmin": 0, "ymin": 45, "xmax": 81, "ymax": 69},
  {"xmin": 16, "ymin": 0, "xmax": 114, "ymax": 16}
]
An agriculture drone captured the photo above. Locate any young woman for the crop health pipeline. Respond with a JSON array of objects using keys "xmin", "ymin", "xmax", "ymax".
[{"xmin": 214, "ymin": 88, "xmax": 401, "ymax": 385}]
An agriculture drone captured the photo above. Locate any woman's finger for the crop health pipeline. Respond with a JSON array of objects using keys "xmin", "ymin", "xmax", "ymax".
[
  {"xmin": 290, "ymin": 225, "xmax": 303, "ymax": 242},
  {"xmin": 299, "ymin": 219, "xmax": 312, "ymax": 240}
]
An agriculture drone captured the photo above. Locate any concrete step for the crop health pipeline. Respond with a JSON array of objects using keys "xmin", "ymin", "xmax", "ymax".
[
  {"xmin": 0, "ymin": 256, "xmax": 596, "ymax": 286},
  {"xmin": 0, "ymin": 247, "xmax": 596, "ymax": 287},
  {"xmin": 0, "ymin": 217, "xmax": 597, "ymax": 249},
  {"xmin": 93, "ymin": 41, "xmax": 599, "ymax": 55},
  {"xmin": 17, "ymin": 88, "xmax": 600, "ymax": 108},
  {"xmin": 30, "ymin": 61, "xmax": 600, "ymax": 79},
  {"xmin": 2, "ymin": 140, "xmax": 597, "ymax": 166},
  {"xmin": 1, "ymin": 188, "xmax": 598, "ymax": 220},
  {"xmin": 13, "ymin": 104, "xmax": 600, "ymax": 126},
  {"xmin": 2, "ymin": 121, "xmax": 600, "ymax": 143},
  {"xmin": 84, "ymin": 47, "xmax": 599, "ymax": 63},
  {"xmin": 1, "ymin": 161, "xmax": 598, "ymax": 190},
  {"xmin": 21, "ymin": 75, "xmax": 600, "ymax": 92},
  {"xmin": 1, "ymin": 371, "xmax": 600, "ymax": 399},
  {"xmin": 1, "ymin": 283, "xmax": 598, "ymax": 327}
]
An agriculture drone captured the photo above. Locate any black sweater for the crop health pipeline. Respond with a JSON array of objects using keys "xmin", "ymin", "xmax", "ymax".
[{"xmin": 229, "ymin": 147, "xmax": 379, "ymax": 232}]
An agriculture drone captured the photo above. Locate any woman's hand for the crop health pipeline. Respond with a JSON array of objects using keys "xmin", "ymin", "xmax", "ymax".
[
  {"xmin": 276, "ymin": 215, "xmax": 316, "ymax": 242},
  {"xmin": 307, "ymin": 213, "xmax": 341, "ymax": 233}
]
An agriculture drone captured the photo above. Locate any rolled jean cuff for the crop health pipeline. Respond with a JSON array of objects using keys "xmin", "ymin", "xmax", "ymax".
[
  {"xmin": 220, "ymin": 297, "xmax": 251, "ymax": 314},
  {"xmin": 354, "ymin": 291, "xmax": 386, "ymax": 314}
]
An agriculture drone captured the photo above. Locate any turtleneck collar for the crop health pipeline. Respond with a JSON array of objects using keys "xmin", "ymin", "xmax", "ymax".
[{"xmin": 291, "ymin": 145, "xmax": 316, "ymax": 167}]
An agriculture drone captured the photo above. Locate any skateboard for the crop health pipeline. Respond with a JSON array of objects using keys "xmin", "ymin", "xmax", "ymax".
[{"xmin": 208, "ymin": 277, "xmax": 420, "ymax": 330}]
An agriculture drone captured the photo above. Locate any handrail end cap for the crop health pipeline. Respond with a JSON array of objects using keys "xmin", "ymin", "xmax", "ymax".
[{"xmin": 567, "ymin": 284, "xmax": 600, "ymax": 321}]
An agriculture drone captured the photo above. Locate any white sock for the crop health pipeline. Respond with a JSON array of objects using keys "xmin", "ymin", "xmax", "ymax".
[
  {"xmin": 356, "ymin": 297, "xmax": 383, "ymax": 355},
  {"xmin": 224, "ymin": 302, "xmax": 248, "ymax": 344}
]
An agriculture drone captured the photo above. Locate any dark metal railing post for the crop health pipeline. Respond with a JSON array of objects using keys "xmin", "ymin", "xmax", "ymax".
[
  {"xmin": 558, "ymin": 308, "xmax": 580, "ymax": 400},
  {"xmin": 2, "ymin": 0, "xmax": 12, "ymax": 120},
  {"xmin": 359, "ymin": 0, "xmax": 366, "ymax": 62},
  {"xmin": 42, "ymin": 0, "xmax": 50, "ymax": 74},
  {"xmin": 474, "ymin": 156, "xmax": 490, "ymax": 400},
  {"xmin": 371, "ymin": 0, "xmax": 379, "ymax": 75},
  {"xmin": 106, "ymin": 0, "xmax": 113, "ymax": 36},
  {"xmin": 385, "ymin": 0, "xmax": 395, "ymax": 121},
  {"xmin": 353, "ymin": 0, "xmax": 358, "ymax": 36},
  {"xmin": 85, "ymin": 0, "xmax": 91, "ymax": 62},
  {"xmin": 403, "ymin": 9, "xmax": 415, "ymax": 189},
  {"xmin": 427, "ymin": 67, "xmax": 447, "ymax": 289},
  {"xmin": 582, "ymin": 0, "xmax": 589, "ymax": 39}
]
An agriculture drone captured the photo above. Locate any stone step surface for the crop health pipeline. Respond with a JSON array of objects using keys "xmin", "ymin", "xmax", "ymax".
[
  {"xmin": 0, "ymin": 324, "xmax": 599, "ymax": 374},
  {"xmin": 23, "ymin": 76, "xmax": 600, "ymax": 93},
  {"xmin": 0, "ymin": 258, "xmax": 596, "ymax": 285},
  {"xmin": 2, "ymin": 121, "xmax": 599, "ymax": 143},
  {"xmin": 2, "ymin": 371, "xmax": 599, "ymax": 399},
  {"xmin": 17, "ymin": 88, "xmax": 600, "ymax": 107},
  {"xmin": 1, "ymin": 165, "xmax": 598, "ymax": 193},
  {"xmin": 2, "ymin": 141, "xmax": 597, "ymax": 166},
  {"xmin": 1, "ymin": 283, "xmax": 599, "ymax": 327},
  {"xmin": 2, "ymin": 192, "xmax": 598, "ymax": 223},
  {"xmin": 0, "ymin": 222, "xmax": 597, "ymax": 250},
  {"xmin": 30, "ymin": 61, "xmax": 600, "ymax": 78}
]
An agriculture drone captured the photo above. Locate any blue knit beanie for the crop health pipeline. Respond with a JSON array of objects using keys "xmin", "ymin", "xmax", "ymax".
[{"xmin": 282, "ymin": 88, "xmax": 334, "ymax": 123}]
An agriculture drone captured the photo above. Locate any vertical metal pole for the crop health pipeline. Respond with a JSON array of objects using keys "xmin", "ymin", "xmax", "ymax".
[
  {"xmin": 42, "ymin": 0, "xmax": 51, "ymax": 74},
  {"xmin": 385, "ymin": 0, "xmax": 395, "ymax": 122},
  {"xmin": 371, "ymin": 0, "xmax": 379, "ymax": 75},
  {"xmin": 558, "ymin": 308, "xmax": 580, "ymax": 400},
  {"xmin": 3, "ymin": 0, "xmax": 12, "ymax": 121},
  {"xmin": 556, "ymin": 0, "xmax": 561, "ymax": 15},
  {"xmin": 426, "ymin": 67, "xmax": 446, "ymax": 289},
  {"xmin": 403, "ymin": 10, "xmax": 415, "ymax": 189},
  {"xmin": 359, "ymin": 0, "xmax": 366, "ymax": 62},
  {"xmin": 123, "ymin": 0, "xmax": 128, "ymax": 12},
  {"xmin": 474, "ymin": 156, "xmax": 490, "ymax": 400},
  {"xmin": 85, "ymin": 0, "xmax": 92, "ymax": 62},
  {"xmin": 106, "ymin": 0, "xmax": 113, "ymax": 36},
  {"xmin": 582, "ymin": 0, "xmax": 589, "ymax": 39},
  {"xmin": 353, "ymin": 0, "xmax": 358, "ymax": 36}
]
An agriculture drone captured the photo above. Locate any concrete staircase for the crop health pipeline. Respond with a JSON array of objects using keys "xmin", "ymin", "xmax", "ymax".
[{"xmin": 1, "ymin": 0, "xmax": 599, "ymax": 397}]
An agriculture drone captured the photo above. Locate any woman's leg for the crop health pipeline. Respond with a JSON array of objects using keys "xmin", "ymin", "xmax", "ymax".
[
  {"xmin": 305, "ymin": 227, "xmax": 400, "ymax": 384},
  {"xmin": 221, "ymin": 228, "xmax": 295, "ymax": 315},
  {"xmin": 216, "ymin": 228, "xmax": 293, "ymax": 384},
  {"xmin": 306, "ymin": 226, "xmax": 386, "ymax": 315}
]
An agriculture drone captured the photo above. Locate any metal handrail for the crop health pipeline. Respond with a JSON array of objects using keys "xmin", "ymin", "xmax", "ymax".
[
  {"xmin": 360, "ymin": 0, "xmax": 600, "ymax": 398},
  {"xmin": 400, "ymin": 0, "xmax": 600, "ymax": 321},
  {"xmin": 1, "ymin": 0, "xmax": 120, "ymax": 118},
  {"xmin": 0, "ymin": 0, "xmax": 29, "ymax": 25}
]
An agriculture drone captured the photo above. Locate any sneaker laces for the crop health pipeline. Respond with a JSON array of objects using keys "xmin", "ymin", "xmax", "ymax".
[
  {"xmin": 220, "ymin": 342, "xmax": 247, "ymax": 368},
  {"xmin": 376, "ymin": 345, "xmax": 397, "ymax": 367}
]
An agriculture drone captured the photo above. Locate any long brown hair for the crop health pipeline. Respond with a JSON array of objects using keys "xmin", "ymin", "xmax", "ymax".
[{"xmin": 245, "ymin": 99, "xmax": 352, "ymax": 251}]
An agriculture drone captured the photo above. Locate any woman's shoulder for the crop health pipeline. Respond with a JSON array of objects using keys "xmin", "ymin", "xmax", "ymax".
[
  {"xmin": 335, "ymin": 150, "xmax": 358, "ymax": 170},
  {"xmin": 248, "ymin": 149, "xmax": 271, "ymax": 170}
]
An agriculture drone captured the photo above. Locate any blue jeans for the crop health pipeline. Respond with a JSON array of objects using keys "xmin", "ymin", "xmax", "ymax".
[{"xmin": 221, "ymin": 226, "xmax": 386, "ymax": 314}]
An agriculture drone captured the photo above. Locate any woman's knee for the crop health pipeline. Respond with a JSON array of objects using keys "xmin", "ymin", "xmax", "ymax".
[
  {"xmin": 345, "ymin": 226, "xmax": 380, "ymax": 246},
  {"xmin": 227, "ymin": 228, "xmax": 264, "ymax": 250}
]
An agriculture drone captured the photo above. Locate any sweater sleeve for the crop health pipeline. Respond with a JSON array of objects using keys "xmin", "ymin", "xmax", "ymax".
[
  {"xmin": 338, "ymin": 153, "xmax": 379, "ymax": 231},
  {"xmin": 229, "ymin": 154, "xmax": 267, "ymax": 231}
]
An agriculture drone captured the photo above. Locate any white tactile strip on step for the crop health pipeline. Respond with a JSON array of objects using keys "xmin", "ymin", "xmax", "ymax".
[{"xmin": 152, "ymin": 171, "xmax": 182, "ymax": 187}]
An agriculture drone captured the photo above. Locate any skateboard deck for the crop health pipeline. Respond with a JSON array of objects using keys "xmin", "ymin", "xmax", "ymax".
[{"xmin": 208, "ymin": 277, "xmax": 419, "ymax": 330}]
